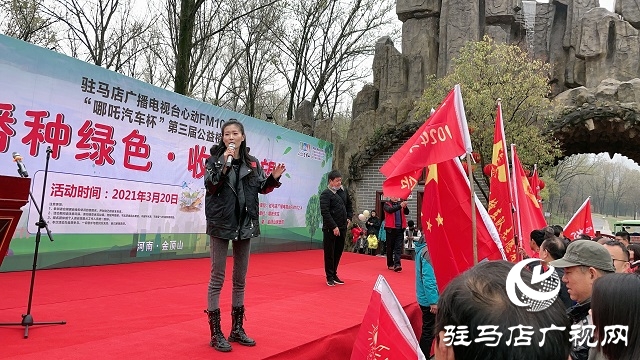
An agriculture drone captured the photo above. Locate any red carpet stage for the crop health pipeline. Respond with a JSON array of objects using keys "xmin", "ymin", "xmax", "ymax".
[{"xmin": 0, "ymin": 250, "xmax": 422, "ymax": 359}]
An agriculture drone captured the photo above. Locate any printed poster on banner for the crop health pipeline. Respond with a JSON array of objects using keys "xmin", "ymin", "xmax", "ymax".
[{"xmin": 0, "ymin": 34, "xmax": 332, "ymax": 272}]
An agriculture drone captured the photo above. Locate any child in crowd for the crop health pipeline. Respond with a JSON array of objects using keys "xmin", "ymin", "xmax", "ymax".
[
  {"xmin": 350, "ymin": 223, "xmax": 363, "ymax": 253},
  {"xmin": 404, "ymin": 220, "xmax": 420, "ymax": 251},
  {"xmin": 414, "ymin": 234, "xmax": 438, "ymax": 358},
  {"xmin": 378, "ymin": 220, "xmax": 386, "ymax": 256},
  {"xmin": 366, "ymin": 231, "xmax": 378, "ymax": 256}
]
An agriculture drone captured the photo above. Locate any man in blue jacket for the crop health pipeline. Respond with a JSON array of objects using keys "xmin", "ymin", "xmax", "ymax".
[{"xmin": 415, "ymin": 236, "xmax": 438, "ymax": 358}]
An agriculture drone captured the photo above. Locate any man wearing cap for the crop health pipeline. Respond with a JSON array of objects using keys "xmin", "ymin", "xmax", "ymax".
[{"xmin": 549, "ymin": 240, "xmax": 615, "ymax": 360}]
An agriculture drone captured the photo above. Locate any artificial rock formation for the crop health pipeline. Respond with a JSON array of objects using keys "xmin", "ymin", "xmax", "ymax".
[
  {"xmin": 552, "ymin": 78, "xmax": 640, "ymax": 164},
  {"xmin": 345, "ymin": 0, "xmax": 640, "ymax": 169},
  {"xmin": 282, "ymin": 0, "xmax": 640, "ymax": 212},
  {"xmin": 340, "ymin": 0, "xmax": 640, "ymax": 213}
]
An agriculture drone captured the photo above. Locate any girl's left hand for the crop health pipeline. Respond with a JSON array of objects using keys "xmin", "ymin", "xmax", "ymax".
[{"xmin": 271, "ymin": 163, "xmax": 286, "ymax": 179}]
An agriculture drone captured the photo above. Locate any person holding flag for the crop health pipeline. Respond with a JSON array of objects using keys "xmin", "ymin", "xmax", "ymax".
[
  {"xmin": 384, "ymin": 197, "xmax": 409, "ymax": 272},
  {"xmin": 380, "ymin": 85, "xmax": 506, "ymax": 292}
]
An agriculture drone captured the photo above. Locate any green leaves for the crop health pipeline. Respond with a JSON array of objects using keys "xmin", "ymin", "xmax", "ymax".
[
  {"xmin": 415, "ymin": 36, "xmax": 559, "ymax": 181},
  {"xmin": 283, "ymin": 146, "xmax": 292, "ymax": 154}
]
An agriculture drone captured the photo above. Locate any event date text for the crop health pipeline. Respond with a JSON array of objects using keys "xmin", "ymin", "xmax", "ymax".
[{"xmin": 111, "ymin": 189, "xmax": 179, "ymax": 204}]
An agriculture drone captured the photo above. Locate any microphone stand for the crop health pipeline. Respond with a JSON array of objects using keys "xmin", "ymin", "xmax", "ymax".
[{"xmin": 0, "ymin": 147, "xmax": 66, "ymax": 338}]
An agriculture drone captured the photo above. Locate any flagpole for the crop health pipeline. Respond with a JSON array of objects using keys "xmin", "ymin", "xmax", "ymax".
[
  {"xmin": 467, "ymin": 152, "xmax": 478, "ymax": 264},
  {"xmin": 510, "ymin": 144, "xmax": 524, "ymax": 261},
  {"xmin": 497, "ymin": 99, "xmax": 518, "ymax": 261}
]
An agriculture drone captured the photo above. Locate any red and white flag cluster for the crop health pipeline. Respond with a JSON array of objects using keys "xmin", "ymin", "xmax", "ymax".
[
  {"xmin": 359, "ymin": 85, "xmax": 598, "ymax": 357},
  {"xmin": 380, "ymin": 85, "xmax": 506, "ymax": 292}
]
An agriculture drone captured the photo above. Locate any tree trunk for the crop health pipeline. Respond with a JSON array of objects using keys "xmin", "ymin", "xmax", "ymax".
[{"xmin": 174, "ymin": 0, "xmax": 198, "ymax": 95}]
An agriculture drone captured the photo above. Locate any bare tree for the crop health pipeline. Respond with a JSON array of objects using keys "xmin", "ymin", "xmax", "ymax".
[
  {"xmin": 547, "ymin": 154, "xmax": 595, "ymax": 215},
  {"xmin": 272, "ymin": 0, "xmax": 398, "ymax": 126},
  {"xmin": 170, "ymin": 0, "xmax": 278, "ymax": 96},
  {"xmin": 227, "ymin": 0, "xmax": 283, "ymax": 117},
  {"xmin": 588, "ymin": 155, "xmax": 617, "ymax": 214},
  {"xmin": 44, "ymin": 0, "xmax": 153, "ymax": 74},
  {"xmin": 0, "ymin": 0, "xmax": 57, "ymax": 48},
  {"xmin": 610, "ymin": 160, "xmax": 636, "ymax": 217},
  {"xmin": 133, "ymin": 24, "xmax": 174, "ymax": 88}
]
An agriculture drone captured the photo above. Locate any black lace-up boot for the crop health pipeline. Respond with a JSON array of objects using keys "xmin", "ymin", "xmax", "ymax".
[
  {"xmin": 205, "ymin": 309, "xmax": 232, "ymax": 352},
  {"xmin": 228, "ymin": 305, "xmax": 256, "ymax": 346}
]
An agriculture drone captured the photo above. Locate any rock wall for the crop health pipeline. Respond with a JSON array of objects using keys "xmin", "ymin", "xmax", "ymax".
[
  {"xmin": 339, "ymin": 0, "xmax": 640, "ymax": 214},
  {"xmin": 283, "ymin": 0, "xmax": 640, "ymax": 214},
  {"xmin": 355, "ymin": 0, "xmax": 640, "ymax": 119},
  {"xmin": 345, "ymin": 0, "xmax": 640, "ymax": 159}
]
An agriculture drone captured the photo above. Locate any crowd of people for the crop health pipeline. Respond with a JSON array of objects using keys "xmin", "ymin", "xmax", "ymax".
[
  {"xmin": 343, "ymin": 204, "xmax": 640, "ymax": 360},
  {"xmin": 203, "ymin": 139, "xmax": 639, "ymax": 359},
  {"xmin": 426, "ymin": 224, "xmax": 640, "ymax": 360}
]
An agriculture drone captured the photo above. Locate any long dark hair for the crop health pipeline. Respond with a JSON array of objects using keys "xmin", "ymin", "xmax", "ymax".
[
  {"xmin": 210, "ymin": 119, "xmax": 255, "ymax": 171},
  {"xmin": 592, "ymin": 273, "xmax": 640, "ymax": 360}
]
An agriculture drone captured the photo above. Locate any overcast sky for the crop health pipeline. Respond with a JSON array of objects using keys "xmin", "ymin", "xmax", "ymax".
[{"xmin": 598, "ymin": 0, "xmax": 615, "ymax": 11}]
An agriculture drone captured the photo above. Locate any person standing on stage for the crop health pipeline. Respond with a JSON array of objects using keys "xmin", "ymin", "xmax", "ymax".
[
  {"xmin": 320, "ymin": 170, "xmax": 353, "ymax": 286},
  {"xmin": 384, "ymin": 197, "xmax": 409, "ymax": 272},
  {"xmin": 204, "ymin": 119, "xmax": 285, "ymax": 352}
]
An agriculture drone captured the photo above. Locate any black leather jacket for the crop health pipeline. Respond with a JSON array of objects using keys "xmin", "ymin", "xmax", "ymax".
[
  {"xmin": 204, "ymin": 154, "xmax": 280, "ymax": 240},
  {"xmin": 567, "ymin": 300, "xmax": 591, "ymax": 360}
]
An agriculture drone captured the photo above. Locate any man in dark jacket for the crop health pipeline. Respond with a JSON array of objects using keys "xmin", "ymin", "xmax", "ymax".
[
  {"xmin": 319, "ymin": 170, "xmax": 353, "ymax": 286},
  {"xmin": 549, "ymin": 240, "xmax": 615, "ymax": 360}
]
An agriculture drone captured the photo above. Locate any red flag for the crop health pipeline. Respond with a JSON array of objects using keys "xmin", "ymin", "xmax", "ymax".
[
  {"xmin": 380, "ymin": 84, "xmax": 472, "ymax": 179},
  {"xmin": 381, "ymin": 168, "xmax": 423, "ymax": 200},
  {"xmin": 564, "ymin": 197, "xmax": 595, "ymax": 239},
  {"xmin": 487, "ymin": 102, "xmax": 517, "ymax": 262},
  {"xmin": 528, "ymin": 165, "xmax": 543, "ymax": 210},
  {"xmin": 351, "ymin": 275, "xmax": 425, "ymax": 360},
  {"xmin": 511, "ymin": 145, "xmax": 547, "ymax": 257},
  {"xmin": 422, "ymin": 158, "xmax": 506, "ymax": 293}
]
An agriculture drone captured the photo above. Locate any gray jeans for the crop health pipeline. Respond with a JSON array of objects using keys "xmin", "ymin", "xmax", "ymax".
[{"xmin": 207, "ymin": 236, "xmax": 251, "ymax": 311}]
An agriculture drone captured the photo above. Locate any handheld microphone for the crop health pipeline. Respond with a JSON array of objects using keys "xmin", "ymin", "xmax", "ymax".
[
  {"xmin": 225, "ymin": 142, "xmax": 236, "ymax": 168},
  {"xmin": 12, "ymin": 152, "xmax": 29, "ymax": 177}
]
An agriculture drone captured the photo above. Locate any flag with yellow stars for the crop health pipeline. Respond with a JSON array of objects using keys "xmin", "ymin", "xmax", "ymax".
[
  {"xmin": 422, "ymin": 157, "xmax": 506, "ymax": 293},
  {"xmin": 487, "ymin": 102, "xmax": 517, "ymax": 262}
]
